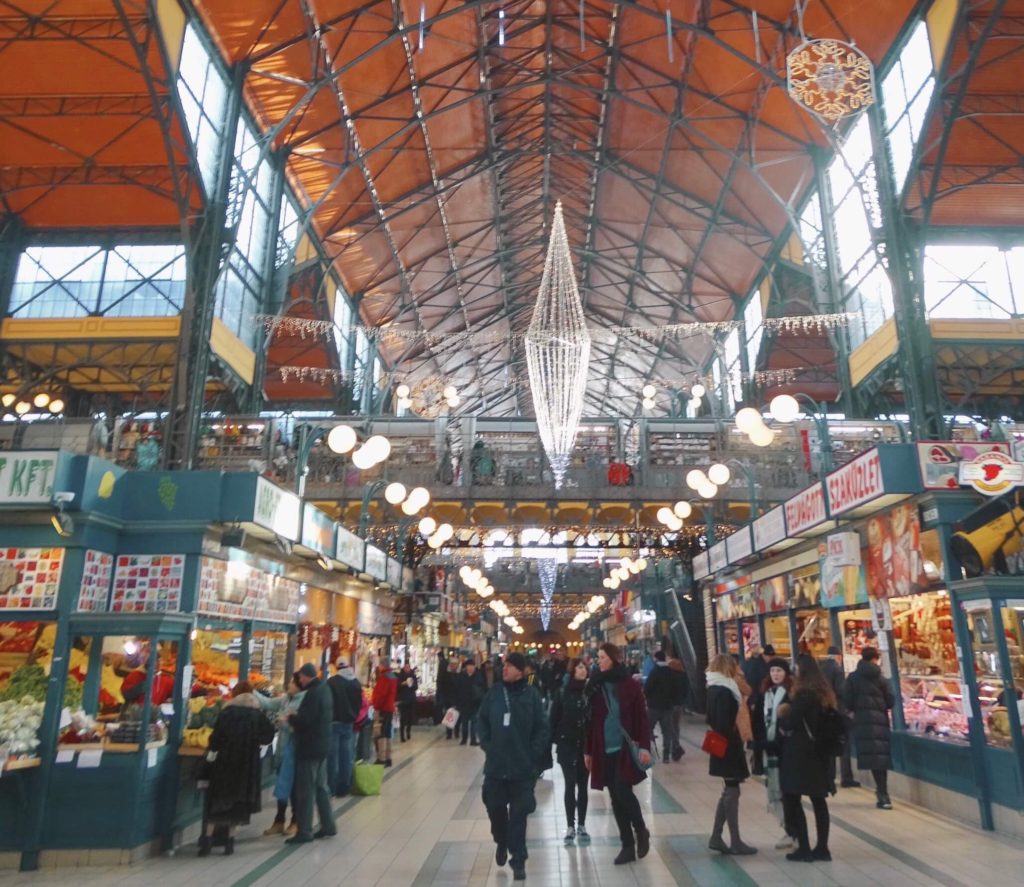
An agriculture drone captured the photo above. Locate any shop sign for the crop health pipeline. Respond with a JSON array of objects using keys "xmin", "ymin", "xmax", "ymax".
[
  {"xmin": 785, "ymin": 483, "xmax": 827, "ymax": 535},
  {"xmin": 365, "ymin": 545, "xmax": 387, "ymax": 581},
  {"xmin": 824, "ymin": 532, "xmax": 861, "ymax": 567},
  {"xmin": 335, "ymin": 527, "xmax": 364, "ymax": 571},
  {"xmin": 726, "ymin": 526, "xmax": 753, "ymax": 563},
  {"xmin": 253, "ymin": 477, "xmax": 301, "ymax": 541},
  {"xmin": 826, "ymin": 449, "xmax": 883, "ymax": 516},
  {"xmin": 917, "ymin": 441, "xmax": 1009, "ymax": 490},
  {"xmin": 386, "ymin": 557, "xmax": 403, "ymax": 590},
  {"xmin": 752, "ymin": 505, "xmax": 787, "ymax": 551},
  {"xmin": 300, "ymin": 503, "xmax": 334, "ymax": 556},
  {"xmin": 754, "ymin": 576, "xmax": 787, "ymax": 613},
  {"xmin": 357, "ymin": 599, "xmax": 393, "ymax": 635},
  {"xmin": 864, "ymin": 502, "xmax": 928, "ymax": 598},
  {"xmin": 708, "ymin": 540, "xmax": 728, "ymax": 574},
  {"xmin": 0, "ymin": 451, "xmax": 60, "ymax": 505},
  {"xmin": 692, "ymin": 551, "xmax": 710, "ymax": 580},
  {"xmin": 958, "ymin": 450, "xmax": 1024, "ymax": 497}
]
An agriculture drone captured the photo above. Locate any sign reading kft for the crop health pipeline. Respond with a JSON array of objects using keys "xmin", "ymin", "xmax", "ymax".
[{"xmin": 0, "ymin": 451, "xmax": 59, "ymax": 505}]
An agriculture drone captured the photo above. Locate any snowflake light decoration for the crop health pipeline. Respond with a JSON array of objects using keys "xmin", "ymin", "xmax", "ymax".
[
  {"xmin": 525, "ymin": 201, "xmax": 591, "ymax": 488},
  {"xmin": 787, "ymin": 39, "xmax": 875, "ymax": 125}
]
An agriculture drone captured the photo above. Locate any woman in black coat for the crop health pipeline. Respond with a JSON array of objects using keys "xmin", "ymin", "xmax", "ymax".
[
  {"xmin": 778, "ymin": 655, "xmax": 835, "ymax": 862},
  {"xmin": 396, "ymin": 664, "xmax": 418, "ymax": 742},
  {"xmin": 843, "ymin": 647, "xmax": 895, "ymax": 809},
  {"xmin": 549, "ymin": 658, "xmax": 592, "ymax": 845},
  {"xmin": 201, "ymin": 681, "xmax": 276, "ymax": 856},
  {"xmin": 705, "ymin": 654, "xmax": 756, "ymax": 856}
]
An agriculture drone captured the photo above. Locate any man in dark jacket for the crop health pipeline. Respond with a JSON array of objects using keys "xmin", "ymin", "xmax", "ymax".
[
  {"xmin": 287, "ymin": 663, "xmax": 337, "ymax": 842},
  {"xmin": 456, "ymin": 660, "xmax": 484, "ymax": 746},
  {"xmin": 644, "ymin": 651, "xmax": 678, "ymax": 764},
  {"xmin": 326, "ymin": 658, "xmax": 363, "ymax": 796},
  {"xmin": 741, "ymin": 643, "xmax": 771, "ymax": 775},
  {"xmin": 844, "ymin": 647, "xmax": 895, "ymax": 809},
  {"xmin": 820, "ymin": 646, "xmax": 858, "ymax": 789},
  {"xmin": 477, "ymin": 652, "xmax": 549, "ymax": 882}
]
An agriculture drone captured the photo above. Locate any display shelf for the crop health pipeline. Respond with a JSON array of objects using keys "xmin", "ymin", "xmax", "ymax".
[
  {"xmin": 3, "ymin": 756, "xmax": 40, "ymax": 772},
  {"xmin": 102, "ymin": 739, "xmax": 167, "ymax": 754},
  {"xmin": 56, "ymin": 742, "xmax": 104, "ymax": 753}
]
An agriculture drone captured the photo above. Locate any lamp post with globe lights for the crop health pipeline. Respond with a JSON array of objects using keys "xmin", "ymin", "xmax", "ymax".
[
  {"xmin": 293, "ymin": 422, "xmax": 394, "ymax": 496},
  {"xmin": 766, "ymin": 393, "xmax": 834, "ymax": 474},
  {"xmin": 358, "ymin": 479, "xmax": 431, "ymax": 535}
]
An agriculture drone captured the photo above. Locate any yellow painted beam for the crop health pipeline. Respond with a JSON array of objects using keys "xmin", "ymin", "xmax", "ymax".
[
  {"xmin": 849, "ymin": 317, "xmax": 898, "ymax": 386},
  {"xmin": 930, "ymin": 318, "xmax": 1024, "ymax": 341},
  {"xmin": 209, "ymin": 318, "xmax": 256, "ymax": 385},
  {"xmin": 0, "ymin": 316, "xmax": 181, "ymax": 341},
  {"xmin": 927, "ymin": 0, "xmax": 958, "ymax": 70}
]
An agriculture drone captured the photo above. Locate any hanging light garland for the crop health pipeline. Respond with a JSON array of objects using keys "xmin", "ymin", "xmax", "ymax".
[
  {"xmin": 524, "ymin": 201, "xmax": 591, "ymax": 488},
  {"xmin": 538, "ymin": 558, "xmax": 557, "ymax": 630},
  {"xmin": 786, "ymin": 0, "xmax": 876, "ymax": 125},
  {"xmin": 256, "ymin": 312, "xmax": 856, "ymax": 348}
]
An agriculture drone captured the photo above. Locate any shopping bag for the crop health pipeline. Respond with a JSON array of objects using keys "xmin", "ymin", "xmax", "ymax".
[
  {"xmin": 352, "ymin": 761, "xmax": 385, "ymax": 796},
  {"xmin": 702, "ymin": 729, "xmax": 728, "ymax": 759},
  {"xmin": 441, "ymin": 707, "xmax": 460, "ymax": 730}
]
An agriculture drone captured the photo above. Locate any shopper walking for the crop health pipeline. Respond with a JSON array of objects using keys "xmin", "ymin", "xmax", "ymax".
[
  {"xmin": 760, "ymin": 658, "xmax": 794, "ymax": 850},
  {"xmin": 644, "ymin": 650, "xmax": 677, "ymax": 764},
  {"xmin": 287, "ymin": 663, "xmax": 337, "ymax": 843},
  {"xmin": 396, "ymin": 663, "xmax": 418, "ymax": 742},
  {"xmin": 326, "ymin": 658, "xmax": 362, "ymax": 795},
  {"xmin": 778, "ymin": 654, "xmax": 836, "ymax": 862},
  {"xmin": 705, "ymin": 653, "xmax": 757, "ymax": 856},
  {"xmin": 263, "ymin": 672, "xmax": 304, "ymax": 836},
  {"xmin": 844, "ymin": 647, "xmax": 895, "ymax": 809},
  {"xmin": 456, "ymin": 659, "xmax": 484, "ymax": 745},
  {"xmin": 199, "ymin": 682, "xmax": 275, "ymax": 856},
  {"xmin": 668, "ymin": 656, "xmax": 690, "ymax": 760},
  {"xmin": 477, "ymin": 652, "xmax": 549, "ymax": 882},
  {"xmin": 584, "ymin": 642, "xmax": 652, "ymax": 866},
  {"xmin": 371, "ymin": 658, "xmax": 399, "ymax": 766},
  {"xmin": 439, "ymin": 658, "xmax": 460, "ymax": 739},
  {"xmin": 820, "ymin": 646, "xmax": 858, "ymax": 789},
  {"xmin": 549, "ymin": 657, "xmax": 592, "ymax": 846}
]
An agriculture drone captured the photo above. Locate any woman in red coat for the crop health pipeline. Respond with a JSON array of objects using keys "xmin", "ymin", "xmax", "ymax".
[{"xmin": 584, "ymin": 643, "xmax": 652, "ymax": 865}]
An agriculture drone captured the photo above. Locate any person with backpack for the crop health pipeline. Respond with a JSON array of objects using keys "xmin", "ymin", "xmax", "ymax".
[
  {"xmin": 777, "ymin": 654, "xmax": 838, "ymax": 862},
  {"xmin": 843, "ymin": 646, "xmax": 895, "ymax": 809}
]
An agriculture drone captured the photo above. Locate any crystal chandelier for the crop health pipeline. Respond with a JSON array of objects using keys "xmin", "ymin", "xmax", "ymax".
[
  {"xmin": 538, "ymin": 559, "xmax": 557, "ymax": 631},
  {"xmin": 525, "ymin": 201, "xmax": 591, "ymax": 488}
]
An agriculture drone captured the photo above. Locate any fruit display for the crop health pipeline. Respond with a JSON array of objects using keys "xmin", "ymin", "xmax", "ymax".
[
  {"xmin": 182, "ymin": 696, "xmax": 223, "ymax": 748},
  {"xmin": 105, "ymin": 703, "xmax": 167, "ymax": 746},
  {"xmin": 0, "ymin": 696, "xmax": 44, "ymax": 759},
  {"xmin": 58, "ymin": 711, "xmax": 104, "ymax": 746}
]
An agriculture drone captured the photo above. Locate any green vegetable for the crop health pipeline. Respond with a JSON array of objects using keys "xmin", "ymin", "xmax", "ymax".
[{"xmin": 0, "ymin": 665, "xmax": 47, "ymax": 702}]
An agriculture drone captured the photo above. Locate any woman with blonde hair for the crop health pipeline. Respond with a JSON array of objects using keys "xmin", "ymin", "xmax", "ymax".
[{"xmin": 705, "ymin": 654, "xmax": 756, "ymax": 855}]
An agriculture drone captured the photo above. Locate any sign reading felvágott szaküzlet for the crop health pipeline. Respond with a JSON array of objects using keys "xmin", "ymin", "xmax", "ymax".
[{"xmin": 0, "ymin": 451, "xmax": 59, "ymax": 505}]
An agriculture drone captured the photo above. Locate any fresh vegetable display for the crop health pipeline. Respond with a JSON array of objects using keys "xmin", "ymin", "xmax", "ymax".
[
  {"xmin": 0, "ymin": 696, "xmax": 44, "ymax": 758},
  {"xmin": 0, "ymin": 663, "xmax": 84, "ymax": 709}
]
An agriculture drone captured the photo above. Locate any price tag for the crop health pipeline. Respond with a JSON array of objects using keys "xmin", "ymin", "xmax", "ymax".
[
  {"xmin": 147, "ymin": 748, "xmax": 158, "ymax": 768},
  {"xmin": 55, "ymin": 750, "xmax": 74, "ymax": 764},
  {"xmin": 77, "ymin": 750, "xmax": 103, "ymax": 769},
  {"xmin": 502, "ymin": 712, "xmax": 511, "ymax": 727}
]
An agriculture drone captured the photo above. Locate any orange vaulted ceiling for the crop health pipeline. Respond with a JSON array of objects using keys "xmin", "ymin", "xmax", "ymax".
[
  {"xmin": 195, "ymin": 0, "xmax": 916, "ymax": 416},
  {"xmin": 0, "ymin": 0, "xmax": 201, "ymax": 228}
]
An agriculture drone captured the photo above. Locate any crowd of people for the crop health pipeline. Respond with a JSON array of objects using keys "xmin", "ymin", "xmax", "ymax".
[{"xmin": 195, "ymin": 641, "xmax": 894, "ymax": 881}]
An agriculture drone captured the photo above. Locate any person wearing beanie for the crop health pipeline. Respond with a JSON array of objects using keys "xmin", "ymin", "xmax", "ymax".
[
  {"xmin": 844, "ymin": 647, "xmax": 894, "ymax": 809},
  {"xmin": 760, "ymin": 658, "xmax": 795, "ymax": 849},
  {"xmin": 585, "ymin": 642, "xmax": 652, "ymax": 866},
  {"xmin": 549, "ymin": 657, "xmax": 592, "ymax": 845},
  {"xmin": 286, "ymin": 662, "xmax": 337, "ymax": 843},
  {"xmin": 819, "ymin": 646, "xmax": 858, "ymax": 789},
  {"xmin": 644, "ymin": 650, "xmax": 678, "ymax": 764},
  {"xmin": 326, "ymin": 658, "xmax": 363, "ymax": 796},
  {"xmin": 477, "ymin": 653, "xmax": 549, "ymax": 881}
]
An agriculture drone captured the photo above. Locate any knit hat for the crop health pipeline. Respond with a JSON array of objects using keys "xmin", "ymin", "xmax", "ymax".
[
  {"xmin": 763, "ymin": 644, "xmax": 776, "ymax": 656},
  {"xmin": 335, "ymin": 658, "xmax": 349, "ymax": 669},
  {"xmin": 766, "ymin": 657, "xmax": 791, "ymax": 675},
  {"xmin": 862, "ymin": 647, "xmax": 879, "ymax": 661},
  {"xmin": 504, "ymin": 652, "xmax": 527, "ymax": 672}
]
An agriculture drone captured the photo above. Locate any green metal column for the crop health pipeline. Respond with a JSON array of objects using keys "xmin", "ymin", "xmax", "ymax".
[
  {"xmin": 164, "ymin": 65, "xmax": 246, "ymax": 469},
  {"xmin": 246, "ymin": 152, "xmax": 288, "ymax": 414},
  {"xmin": 0, "ymin": 215, "xmax": 25, "ymax": 318},
  {"xmin": 868, "ymin": 105, "xmax": 946, "ymax": 439},
  {"xmin": 813, "ymin": 150, "xmax": 856, "ymax": 415}
]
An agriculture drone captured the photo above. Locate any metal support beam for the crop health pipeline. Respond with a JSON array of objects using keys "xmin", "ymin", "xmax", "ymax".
[{"xmin": 164, "ymin": 65, "xmax": 245, "ymax": 468}]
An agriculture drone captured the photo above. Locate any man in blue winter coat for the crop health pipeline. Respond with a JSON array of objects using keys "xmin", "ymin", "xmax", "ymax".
[{"xmin": 477, "ymin": 652, "xmax": 549, "ymax": 882}]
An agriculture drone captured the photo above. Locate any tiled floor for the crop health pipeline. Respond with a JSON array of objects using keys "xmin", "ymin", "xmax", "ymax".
[{"xmin": 5, "ymin": 718, "xmax": 1024, "ymax": 886}]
